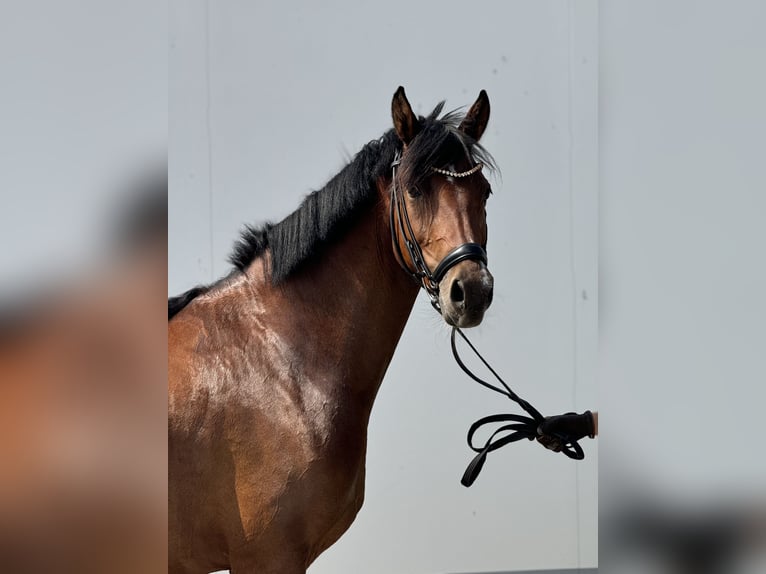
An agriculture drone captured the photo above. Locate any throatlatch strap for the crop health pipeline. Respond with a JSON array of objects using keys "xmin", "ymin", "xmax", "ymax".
[{"xmin": 451, "ymin": 327, "xmax": 586, "ymax": 487}]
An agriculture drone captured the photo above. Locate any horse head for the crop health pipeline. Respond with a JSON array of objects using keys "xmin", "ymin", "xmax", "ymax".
[{"xmin": 389, "ymin": 86, "xmax": 494, "ymax": 328}]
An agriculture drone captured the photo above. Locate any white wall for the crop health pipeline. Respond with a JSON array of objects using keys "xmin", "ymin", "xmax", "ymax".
[
  {"xmin": 169, "ymin": 1, "xmax": 598, "ymax": 572},
  {"xmin": 0, "ymin": 1, "xmax": 166, "ymax": 299},
  {"xmin": 599, "ymin": 2, "xmax": 766, "ymax": 571},
  {"xmin": 600, "ymin": 0, "xmax": 766, "ymax": 510}
]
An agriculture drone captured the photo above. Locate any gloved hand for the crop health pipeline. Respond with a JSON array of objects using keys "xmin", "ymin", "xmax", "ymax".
[{"xmin": 536, "ymin": 410, "xmax": 595, "ymax": 452}]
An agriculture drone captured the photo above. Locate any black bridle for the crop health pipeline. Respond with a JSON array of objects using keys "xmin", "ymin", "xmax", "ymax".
[
  {"xmin": 389, "ymin": 151, "xmax": 487, "ymax": 310},
  {"xmin": 389, "ymin": 151, "xmax": 589, "ymax": 487}
]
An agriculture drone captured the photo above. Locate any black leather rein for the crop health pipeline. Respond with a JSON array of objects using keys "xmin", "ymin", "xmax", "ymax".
[{"xmin": 450, "ymin": 327, "xmax": 585, "ymax": 487}]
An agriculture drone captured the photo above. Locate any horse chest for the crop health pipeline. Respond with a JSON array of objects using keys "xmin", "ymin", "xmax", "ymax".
[{"xmin": 222, "ymin": 389, "xmax": 365, "ymax": 566}]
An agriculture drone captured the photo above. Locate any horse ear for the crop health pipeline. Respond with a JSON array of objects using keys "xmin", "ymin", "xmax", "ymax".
[
  {"xmin": 391, "ymin": 86, "xmax": 420, "ymax": 145},
  {"xmin": 459, "ymin": 90, "xmax": 490, "ymax": 141}
]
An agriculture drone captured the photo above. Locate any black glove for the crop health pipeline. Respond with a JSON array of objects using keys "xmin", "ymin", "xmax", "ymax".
[{"xmin": 536, "ymin": 410, "xmax": 595, "ymax": 452}]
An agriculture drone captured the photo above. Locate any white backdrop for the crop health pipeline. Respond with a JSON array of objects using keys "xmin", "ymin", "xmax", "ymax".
[
  {"xmin": 600, "ymin": 0, "xmax": 766, "ymax": 522},
  {"xmin": 169, "ymin": 1, "xmax": 597, "ymax": 572}
]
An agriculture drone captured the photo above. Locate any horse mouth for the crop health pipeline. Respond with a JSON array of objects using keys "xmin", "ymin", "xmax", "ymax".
[
  {"xmin": 441, "ymin": 305, "xmax": 487, "ymax": 329},
  {"xmin": 442, "ymin": 308, "xmax": 460, "ymax": 327}
]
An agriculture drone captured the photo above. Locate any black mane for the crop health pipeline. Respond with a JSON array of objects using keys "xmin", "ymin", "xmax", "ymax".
[
  {"xmin": 169, "ymin": 102, "xmax": 494, "ymax": 321},
  {"xmin": 168, "ymin": 286, "xmax": 210, "ymax": 320}
]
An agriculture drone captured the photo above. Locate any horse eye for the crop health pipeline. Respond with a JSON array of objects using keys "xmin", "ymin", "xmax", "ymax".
[{"xmin": 408, "ymin": 186, "xmax": 422, "ymax": 198}]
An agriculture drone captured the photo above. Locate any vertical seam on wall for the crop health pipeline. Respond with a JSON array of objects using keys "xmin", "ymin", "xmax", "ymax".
[
  {"xmin": 566, "ymin": 0, "xmax": 582, "ymax": 568},
  {"xmin": 204, "ymin": 0, "xmax": 214, "ymax": 281}
]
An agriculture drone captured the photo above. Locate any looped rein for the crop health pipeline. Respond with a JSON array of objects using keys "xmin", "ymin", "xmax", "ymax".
[{"xmin": 451, "ymin": 327, "xmax": 585, "ymax": 487}]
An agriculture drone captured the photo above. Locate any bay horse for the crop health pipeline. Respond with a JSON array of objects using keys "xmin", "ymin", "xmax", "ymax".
[{"xmin": 168, "ymin": 87, "xmax": 495, "ymax": 574}]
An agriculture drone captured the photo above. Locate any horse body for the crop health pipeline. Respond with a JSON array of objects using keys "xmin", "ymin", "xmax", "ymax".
[
  {"xmin": 169, "ymin": 87, "xmax": 494, "ymax": 573},
  {"xmin": 169, "ymin": 204, "xmax": 419, "ymax": 573}
]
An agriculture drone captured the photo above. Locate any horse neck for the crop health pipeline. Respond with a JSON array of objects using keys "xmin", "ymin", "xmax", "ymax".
[{"xmin": 257, "ymin": 178, "xmax": 420, "ymax": 404}]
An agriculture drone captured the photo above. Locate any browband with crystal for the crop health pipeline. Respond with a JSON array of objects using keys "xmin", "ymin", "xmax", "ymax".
[{"xmin": 431, "ymin": 163, "xmax": 484, "ymax": 178}]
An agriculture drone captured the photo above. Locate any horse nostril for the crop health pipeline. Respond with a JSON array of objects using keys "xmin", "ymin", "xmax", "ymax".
[{"xmin": 450, "ymin": 279, "xmax": 465, "ymax": 305}]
